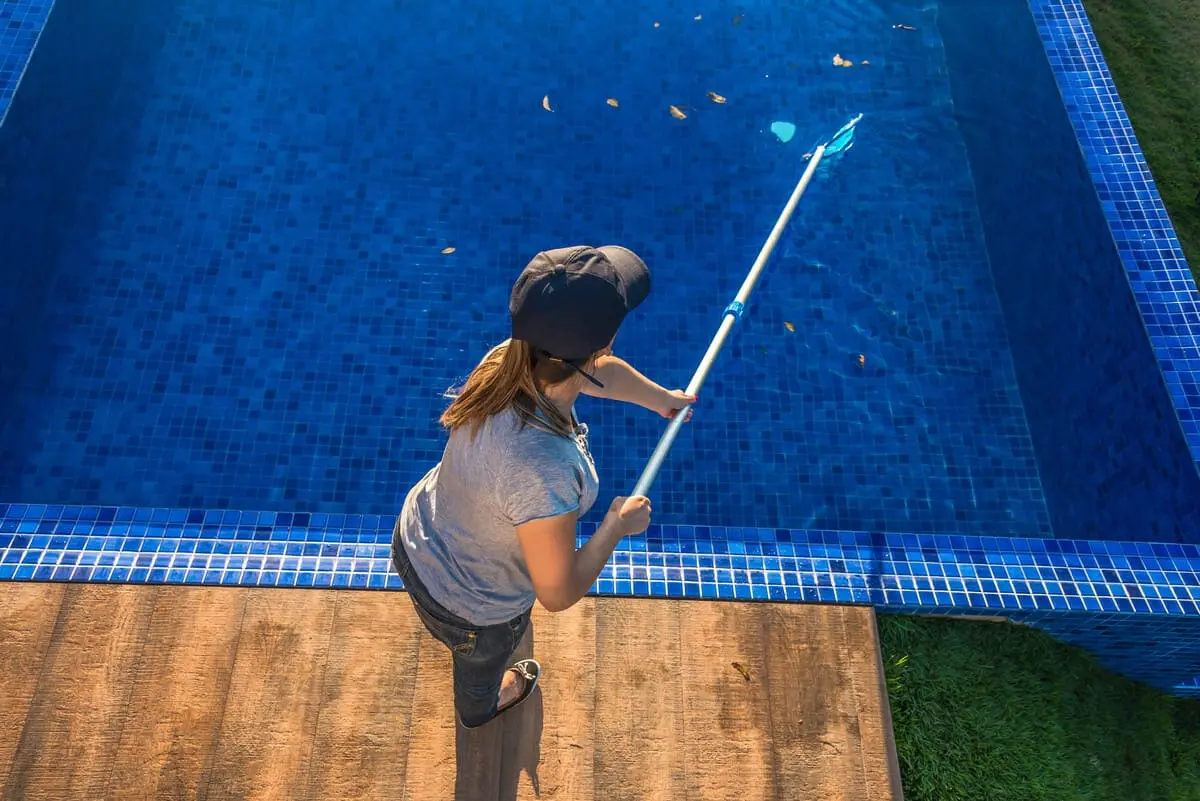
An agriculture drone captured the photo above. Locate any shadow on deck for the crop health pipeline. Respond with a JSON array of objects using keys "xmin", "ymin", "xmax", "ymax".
[{"xmin": 0, "ymin": 583, "xmax": 903, "ymax": 800}]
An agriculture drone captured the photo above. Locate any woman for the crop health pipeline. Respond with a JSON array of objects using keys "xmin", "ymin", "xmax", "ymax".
[{"xmin": 391, "ymin": 244, "xmax": 695, "ymax": 729}]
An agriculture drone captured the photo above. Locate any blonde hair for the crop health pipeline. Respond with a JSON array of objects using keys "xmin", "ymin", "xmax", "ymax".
[{"xmin": 440, "ymin": 338, "xmax": 599, "ymax": 439}]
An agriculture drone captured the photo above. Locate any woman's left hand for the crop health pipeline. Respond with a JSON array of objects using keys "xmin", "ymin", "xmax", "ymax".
[{"xmin": 655, "ymin": 389, "xmax": 697, "ymax": 421}]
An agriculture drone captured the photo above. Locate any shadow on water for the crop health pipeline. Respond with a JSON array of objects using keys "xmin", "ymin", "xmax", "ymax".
[
  {"xmin": 0, "ymin": 0, "xmax": 183, "ymax": 497},
  {"xmin": 453, "ymin": 621, "xmax": 544, "ymax": 801}
]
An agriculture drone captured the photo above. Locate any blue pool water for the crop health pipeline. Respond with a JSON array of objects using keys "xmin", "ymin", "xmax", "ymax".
[{"xmin": 1, "ymin": 0, "xmax": 1056, "ymax": 536}]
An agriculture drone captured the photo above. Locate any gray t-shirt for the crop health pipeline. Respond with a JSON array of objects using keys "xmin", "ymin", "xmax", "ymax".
[{"xmin": 396, "ymin": 405, "xmax": 599, "ymax": 626}]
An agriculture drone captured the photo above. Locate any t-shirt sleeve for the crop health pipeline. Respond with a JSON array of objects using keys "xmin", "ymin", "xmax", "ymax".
[{"xmin": 496, "ymin": 437, "xmax": 583, "ymax": 527}]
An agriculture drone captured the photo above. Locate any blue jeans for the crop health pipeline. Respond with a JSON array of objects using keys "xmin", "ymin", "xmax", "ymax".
[{"xmin": 391, "ymin": 526, "xmax": 531, "ymax": 727}]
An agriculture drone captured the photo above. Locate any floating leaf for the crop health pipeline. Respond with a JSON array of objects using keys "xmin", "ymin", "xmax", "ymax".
[
  {"xmin": 694, "ymin": 14, "xmax": 702, "ymax": 20},
  {"xmin": 841, "ymin": 61, "xmax": 854, "ymax": 68},
  {"xmin": 861, "ymin": 60, "xmax": 871, "ymax": 65},
  {"xmin": 858, "ymin": 354, "xmax": 866, "ymax": 367},
  {"xmin": 706, "ymin": 91, "xmax": 727, "ymax": 104},
  {"xmin": 732, "ymin": 13, "xmax": 744, "ymax": 25},
  {"xmin": 669, "ymin": 104, "xmax": 687, "ymax": 120},
  {"xmin": 441, "ymin": 247, "xmax": 456, "ymax": 255},
  {"xmin": 606, "ymin": 98, "xmax": 619, "ymax": 107},
  {"xmin": 784, "ymin": 321, "xmax": 795, "ymax": 333},
  {"xmin": 732, "ymin": 662, "xmax": 751, "ymax": 682},
  {"xmin": 893, "ymin": 23, "xmax": 916, "ymax": 31},
  {"xmin": 833, "ymin": 54, "xmax": 847, "ymax": 66},
  {"xmin": 542, "ymin": 95, "xmax": 553, "ymax": 112}
]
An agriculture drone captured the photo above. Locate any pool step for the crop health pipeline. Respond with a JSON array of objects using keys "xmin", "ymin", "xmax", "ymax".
[{"xmin": 0, "ymin": 583, "xmax": 903, "ymax": 800}]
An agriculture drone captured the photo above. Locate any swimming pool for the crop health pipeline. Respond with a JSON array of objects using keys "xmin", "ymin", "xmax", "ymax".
[{"xmin": 3, "ymin": 0, "xmax": 1200, "ymax": 696}]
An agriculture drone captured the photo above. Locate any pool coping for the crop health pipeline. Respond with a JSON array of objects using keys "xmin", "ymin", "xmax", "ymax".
[{"xmin": 3, "ymin": 503, "xmax": 1198, "ymax": 619}]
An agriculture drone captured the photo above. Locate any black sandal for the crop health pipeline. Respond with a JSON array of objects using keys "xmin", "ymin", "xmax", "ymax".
[{"xmin": 458, "ymin": 659, "xmax": 541, "ymax": 729}]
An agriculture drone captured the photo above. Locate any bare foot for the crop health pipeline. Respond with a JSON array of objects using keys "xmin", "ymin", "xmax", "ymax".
[{"xmin": 497, "ymin": 667, "xmax": 526, "ymax": 710}]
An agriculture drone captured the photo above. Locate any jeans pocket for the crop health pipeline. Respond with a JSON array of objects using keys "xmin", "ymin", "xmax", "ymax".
[
  {"xmin": 507, "ymin": 611, "xmax": 530, "ymax": 652},
  {"xmin": 412, "ymin": 600, "xmax": 478, "ymax": 658}
]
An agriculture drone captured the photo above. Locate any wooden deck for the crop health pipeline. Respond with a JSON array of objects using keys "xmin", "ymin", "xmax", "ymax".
[{"xmin": 0, "ymin": 583, "xmax": 902, "ymax": 800}]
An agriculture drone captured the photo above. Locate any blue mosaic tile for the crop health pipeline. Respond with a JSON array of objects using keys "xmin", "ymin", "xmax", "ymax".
[
  {"xmin": 0, "ymin": 0, "xmax": 1050, "ymax": 538},
  {"xmin": 0, "ymin": 0, "xmax": 52, "ymax": 127},
  {"xmin": 1027, "ymin": 0, "xmax": 1200, "ymax": 469}
]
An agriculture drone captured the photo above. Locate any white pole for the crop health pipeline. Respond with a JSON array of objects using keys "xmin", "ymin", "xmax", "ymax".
[{"xmin": 631, "ymin": 143, "xmax": 829, "ymax": 498}]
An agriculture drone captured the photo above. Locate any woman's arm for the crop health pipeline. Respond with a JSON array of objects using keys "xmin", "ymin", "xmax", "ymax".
[
  {"xmin": 581, "ymin": 355, "xmax": 696, "ymax": 419},
  {"xmin": 515, "ymin": 495, "xmax": 652, "ymax": 612}
]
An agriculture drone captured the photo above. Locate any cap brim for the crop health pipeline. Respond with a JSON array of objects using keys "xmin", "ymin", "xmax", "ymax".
[{"xmin": 597, "ymin": 245, "xmax": 651, "ymax": 310}]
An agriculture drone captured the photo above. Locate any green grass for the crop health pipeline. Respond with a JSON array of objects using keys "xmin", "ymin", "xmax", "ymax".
[
  {"xmin": 878, "ymin": 615, "xmax": 1200, "ymax": 800},
  {"xmin": 1083, "ymin": 0, "xmax": 1200, "ymax": 280}
]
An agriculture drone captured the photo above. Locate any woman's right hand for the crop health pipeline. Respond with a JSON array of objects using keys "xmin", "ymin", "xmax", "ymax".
[{"xmin": 606, "ymin": 495, "xmax": 652, "ymax": 537}]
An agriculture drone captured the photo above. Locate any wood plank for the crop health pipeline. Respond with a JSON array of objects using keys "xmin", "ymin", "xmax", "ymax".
[
  {"xmin": 3, "ymin": 585, "xmax": 156, "ymax": 801},
  {"xmin": 103, "ymin": 587, "xmax": 247, "ymax": 801},
  {"xmin": 765, "ymin": 605, "xmax": 898, "ymax": 801},
  {"xmin": 0, "ymin": 581, "xmax": 901, "ymax": 801},
  {"xmin": 510, "ymin": 600, "xmax": 596, "ymax": 801},
  {"xmin": 305, "ymin": 590, "xmax": 423, "ymax": 801},
  {"xmin": 199, "ymin": 588, "xmax": 337, "ymax": 801},
  {"xmin": 401, "ymin": 596, "xmax": 505, "ymax": 801},
  {"xmin": 678, "ymin": 600, "xmax": 777, "ymax": 801},
  {"xmin": 0, "ymin": 582, "xmax": 67, "ymax": 792},
  {"xmin": 594, "ymin": 598, "xmax": 687, "ymax": 801},
  {"xmin": 871, "ymin": 612, "xmax": 906, "ymax": 797},
  {"xmin": 847, "ymin": 609, "xmax": 904, "ymax": 800}
]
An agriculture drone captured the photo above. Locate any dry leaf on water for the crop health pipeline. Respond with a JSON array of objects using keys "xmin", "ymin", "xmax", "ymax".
[
  {"xmin": 669, "ymin": 104, "xmax": 687, "ymax": 120},
  {"xmin": 858, "ymin": 354, "xmax": 866, "ymax": 367},
  {"xmin": 833, "ymin": 54, "xmax": 847, "ymax": 66},
  {"xmin": 706, "ymin": 91, "xmax": 727, "ymax": 103},
  {"xmin": 542, "ymin": 95, "xmax": 553, "ymax": 112},
  {"xmin": 733, "ymin": 13, "xmax": 744, "ymax": 25},
  {"xmin": 784, "ymin": 321, "xmax": 795, "ymax": 332},
  {"xmin": 861, "ymin": 60, "xmax": 871, "ymax": 65},
  {"xmin": 731, "ymin": 662, "xmax": 751, "ymax": 682},
  {"xmin": 606, "ymin": 98, "xmax": 619, "ymax": 107},
  {"xmin": 441, "ymin": 247, "xmax": 455, "ymax": 255}
]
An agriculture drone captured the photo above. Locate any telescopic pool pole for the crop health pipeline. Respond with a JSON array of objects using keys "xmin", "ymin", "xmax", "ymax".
[{"xmin": 631, "ymin": 114, "xmax": 863, "ymax": 499}]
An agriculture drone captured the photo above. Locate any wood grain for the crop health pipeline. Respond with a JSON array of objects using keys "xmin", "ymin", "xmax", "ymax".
[
  {"xmin": 3, "ymin": 585, "xmax": 155, "ymax": 801},
  {"xmin": 679, "ymin": 600, "xmax": 777, "ymax": 801},
  {"xmin": 306, "ymin": 590, "xmax": 423, "ymax": 801},
  {"xmin": 594, "ymin": 598, "xmax": 687, "ymax": 801},
  {"xmin": 0, "ymin": 582, "xmax": 902, "ymax": 801},
  {"xmin": 0, "ymin": 582, "xmax": 66, "ymax": 791},
  {"xmin": 199, "ymin": 588, "xmax": 336, "ymax": 801},
  {"xmin": 764, "ymin": 604, "xmax": 898, "ymax": 801},
  {"xmin": 105, "ymin": 587, "xmax": 247, "ymax": 801}
]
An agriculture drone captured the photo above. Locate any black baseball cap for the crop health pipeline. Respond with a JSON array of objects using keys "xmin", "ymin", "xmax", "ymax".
[{"xmin": 510, "ymin": 245, "xmax": 651, "ymax": 370}]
